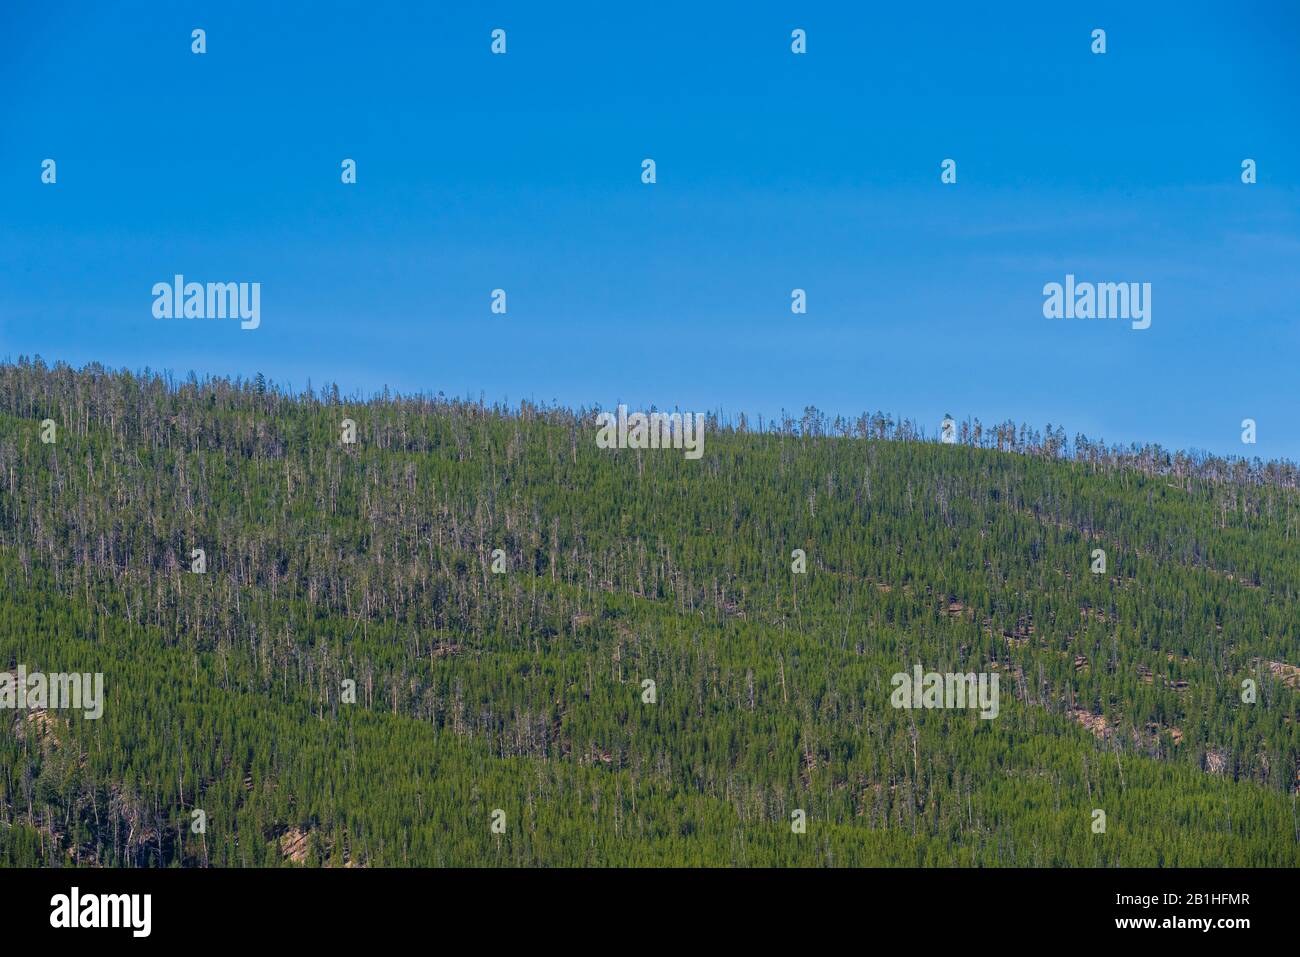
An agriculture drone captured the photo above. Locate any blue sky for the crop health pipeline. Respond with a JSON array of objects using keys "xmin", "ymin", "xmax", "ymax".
[{"xmin": 2, "ymin": 1, "xmax": 1298, "ymax": 458}]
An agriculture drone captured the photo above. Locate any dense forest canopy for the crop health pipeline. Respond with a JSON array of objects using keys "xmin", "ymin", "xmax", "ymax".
[{"xmin": 1, "ymin": 357, "xmax": 1297, "ymax": 867}]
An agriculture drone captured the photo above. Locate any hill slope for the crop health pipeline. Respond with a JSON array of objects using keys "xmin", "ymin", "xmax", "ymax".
[{"xmin": 1, "ymin": 359, "xmax": 1298, "ymax": 866}]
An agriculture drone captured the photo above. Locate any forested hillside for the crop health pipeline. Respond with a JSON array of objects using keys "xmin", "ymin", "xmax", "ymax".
[{"xmin": 1, "ymin": 357, "xmax": 1298, "ymax": 867}]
